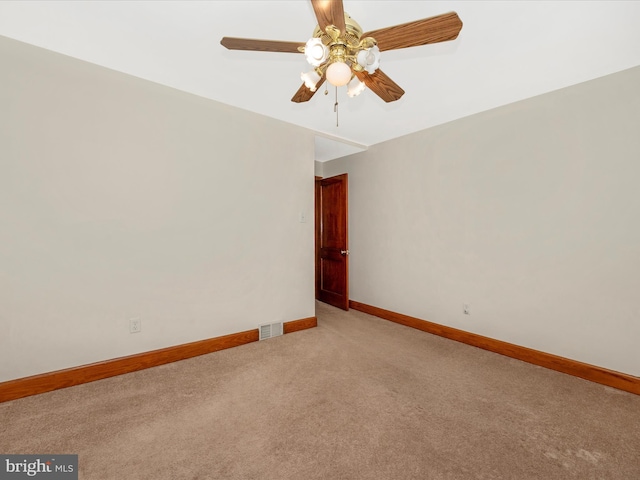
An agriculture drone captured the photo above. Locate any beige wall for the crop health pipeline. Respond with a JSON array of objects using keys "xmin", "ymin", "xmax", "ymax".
[
  {"xmin": 323, "ymin": 66, "xmax": 640, "ymax": 376},
  {"xmin": 0, "ymin": 36, "xmax": 315, "ymax": 382}
]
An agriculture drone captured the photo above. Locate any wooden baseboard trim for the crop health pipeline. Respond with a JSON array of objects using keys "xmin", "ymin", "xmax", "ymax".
[
  {"xmin": 0, "ymin": 316, "xmax": 318, "ymax": 403},
  {"xmin": 283, "ymin": 316, "xmax": 317, "ymax": 334},
  {"xmin": 350, "ymin": 301, "xmax": 640, "ymax": 396}
]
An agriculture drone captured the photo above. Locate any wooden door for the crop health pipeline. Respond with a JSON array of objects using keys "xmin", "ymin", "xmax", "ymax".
[{"xmin": 316, "ymin": 174, "xmax": 349, "ymax": 310}]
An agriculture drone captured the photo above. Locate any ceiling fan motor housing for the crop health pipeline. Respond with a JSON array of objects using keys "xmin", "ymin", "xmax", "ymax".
[{"xmin": 309, "ymin": 13, "xmax": 380, "ymax": 76}]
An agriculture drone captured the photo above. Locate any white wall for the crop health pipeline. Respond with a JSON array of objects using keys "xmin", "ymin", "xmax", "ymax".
[
  {"xmin": 0, "ymin": 36, "xmax": 315, "ymax": 382},
  {"xmin": 323, "ymin": 66, "xmax": 640, "ymax": 377}
]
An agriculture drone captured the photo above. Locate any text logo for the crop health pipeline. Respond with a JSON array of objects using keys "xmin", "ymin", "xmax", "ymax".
[{"xmin": 0, "ymin": 456, "xmax": 77, "ymax": 479}]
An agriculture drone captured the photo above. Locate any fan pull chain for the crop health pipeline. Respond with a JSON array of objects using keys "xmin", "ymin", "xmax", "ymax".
[{"xmin": 333, "ymin": 86, "xmax": 339, "ymax": 127}]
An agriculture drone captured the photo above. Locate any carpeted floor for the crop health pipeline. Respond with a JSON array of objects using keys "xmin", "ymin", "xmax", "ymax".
[{"xmin": 1, "ymin": 302, "xmax": 639, "ymax": 479}]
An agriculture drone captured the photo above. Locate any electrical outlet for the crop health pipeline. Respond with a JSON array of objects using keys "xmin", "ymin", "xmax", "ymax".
[
  {"xmin": 463, "ymin": 304, "xmax": 470, "ymax": 315},
  {"xmin": 130, "ymin": 317, "xmax": 141, "ymax": 333}
]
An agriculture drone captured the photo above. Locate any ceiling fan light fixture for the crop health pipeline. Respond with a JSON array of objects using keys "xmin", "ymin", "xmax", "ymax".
[
  {"xmin": 222, "ymin": 4, "xmax": 462, "ymax": 106},
  {"xmin": 356, "ymin": 45, "xmax": 381, "ymax": 74},
  {"xmin": 326, "ymin": 61, "xmax": 351, "ymax": 87},
  {"xmin": 347, "ymin": 76, "xmax": 365, "ymax": 98},
  {"xmin": 304, "ymin": 38, "xmax": 329, "ymax": 67},
  {"xmin": 301, "ymin": 70, "xmax": 322, "ymax": 92}
]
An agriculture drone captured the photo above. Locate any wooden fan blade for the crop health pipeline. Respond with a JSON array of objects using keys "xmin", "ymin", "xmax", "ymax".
[
  {"xmin": 354, "ymin": 70, "xmax": 405, "ymax": 103},
  {"xmin": 220, "ymin": 37, "xmax": 303, "ymax": 53},
  {"xmin": 292, "ymin": 76, "xmax": 327, "ymax": 103},
  {"xmin": 311, "ymin": 0, "xmax": 346, "ymax": 35},
  {"xmin": 362, "ymin": 12, "xmax": 462, "ymax": 51}
]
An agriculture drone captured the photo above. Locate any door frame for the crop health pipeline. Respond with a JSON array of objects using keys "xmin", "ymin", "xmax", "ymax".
[{"xmin": 315, "ymin": 176, "xmax": 322, "ymax": 300}]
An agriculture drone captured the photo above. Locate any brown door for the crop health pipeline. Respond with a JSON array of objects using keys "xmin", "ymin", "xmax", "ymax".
[{"xmin": 315, "ymin": 174, "xmax": 349, "ymax": 310}]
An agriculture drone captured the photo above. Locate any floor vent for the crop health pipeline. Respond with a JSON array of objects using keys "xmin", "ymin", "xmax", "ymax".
[{"xmin": 259, "ymin": 322, "xmax": 283, "ymax": 341}]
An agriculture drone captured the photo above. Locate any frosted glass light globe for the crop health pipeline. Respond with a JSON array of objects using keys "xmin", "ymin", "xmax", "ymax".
[
  {"xmin": 305, "ymin": 38, "xmax": 328, "ymax": 67},
  {"xmin": 326, "ymin": 62, "xmax": 351, "ymax": 87},
  {"xmin": 301, "ymin": 70, "xmax": 321, "ymax": 92},
  {"xmin": 347, "ymin": 76, "xmax": 366, "ymax": 97},
  {"xmin": 357, "ymin": 45, "xmax": 381, "ymax": 74}
]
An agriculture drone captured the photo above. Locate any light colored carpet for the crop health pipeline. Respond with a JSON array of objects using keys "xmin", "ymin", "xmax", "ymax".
[{"xmin": 1, "ymin": 302, "xmax": 639, "ymax": 479}]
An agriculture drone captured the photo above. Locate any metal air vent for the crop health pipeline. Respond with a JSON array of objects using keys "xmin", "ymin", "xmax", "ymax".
[{"xmin": 259, "ymin": 322, "xmax": 283, "ymax": 341}]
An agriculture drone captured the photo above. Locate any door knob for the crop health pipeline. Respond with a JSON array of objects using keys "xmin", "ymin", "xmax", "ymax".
[{"xmin": 340, "ymin": 250, "xmax": 350, "ymax": 256}]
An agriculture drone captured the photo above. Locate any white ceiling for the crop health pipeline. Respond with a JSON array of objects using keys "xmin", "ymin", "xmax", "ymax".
[{"xmin": 2, "ymin": 1, "xmax": 640, "ymax": 161}]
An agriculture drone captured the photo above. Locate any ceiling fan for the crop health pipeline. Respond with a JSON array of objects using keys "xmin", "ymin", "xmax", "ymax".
[{"xmin": 220, "ymin": 0, "xmax": 462, "ymax": 103}]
